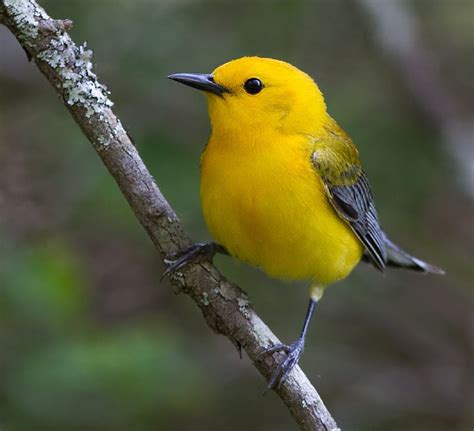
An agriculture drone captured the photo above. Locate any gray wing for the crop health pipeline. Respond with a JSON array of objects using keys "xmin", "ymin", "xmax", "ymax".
[{"xmin": 327, "ymin": 172, "xmax": 386, "ymax": 271}]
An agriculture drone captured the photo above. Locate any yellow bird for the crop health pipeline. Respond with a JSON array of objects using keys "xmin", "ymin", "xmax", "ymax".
[{"xmin": 166, "ymin": 57, "xmax": 444, "ymax": 388}]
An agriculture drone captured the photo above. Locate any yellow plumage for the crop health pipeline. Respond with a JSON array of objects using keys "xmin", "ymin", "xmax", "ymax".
[
  {"xmin": 201, "ymin": 125, "xmax": 363, "ymax": 285},
  {"xmin": 201, "ymin": 57, "xmax": 363, "ymax": 289}
]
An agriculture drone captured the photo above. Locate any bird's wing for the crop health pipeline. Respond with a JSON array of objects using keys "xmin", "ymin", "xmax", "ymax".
[{"xmin": 311, "ymin": 132, "xmax": 387, "ymax": 271}]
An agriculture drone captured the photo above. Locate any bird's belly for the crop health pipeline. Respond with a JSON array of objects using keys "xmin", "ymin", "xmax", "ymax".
[{"xmin": 200, "ymin": 140, "xmax": 363, "ymax": 285}]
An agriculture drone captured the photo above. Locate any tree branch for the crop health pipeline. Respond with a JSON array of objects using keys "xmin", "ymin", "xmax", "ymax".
[{"xmin": 0, "ymin": 1, "xmax": 339, "ymax": 430}]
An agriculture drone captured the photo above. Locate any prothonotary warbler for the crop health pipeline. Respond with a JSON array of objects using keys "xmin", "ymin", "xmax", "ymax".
[{"xmin": 166, "ymin": 57, "xmax": 444, "ymax": 389}]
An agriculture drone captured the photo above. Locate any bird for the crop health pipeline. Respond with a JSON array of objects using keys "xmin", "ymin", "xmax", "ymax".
[{"xmin": 166, "ymin": 56, "xmax": 444, "ymax": 389}]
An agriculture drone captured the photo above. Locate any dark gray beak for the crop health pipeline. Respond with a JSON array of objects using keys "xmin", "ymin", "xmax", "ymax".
[{"xmin": 168, "ymin": 73, "xmax": 229, "ymax": 96}]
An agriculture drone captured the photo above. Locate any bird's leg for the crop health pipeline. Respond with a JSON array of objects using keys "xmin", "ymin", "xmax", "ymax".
[
  {"xmin": 161, "ymin": 241, "xmax": 228, "ymax": 280},
  {"xmin": 259, "ymin": 299, "xmax": 316, "ymax": 390}
]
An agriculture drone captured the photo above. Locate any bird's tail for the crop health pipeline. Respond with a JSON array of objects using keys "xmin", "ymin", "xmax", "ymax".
[{"xmin": 382, "ymin": 233, "xmax": 445, "ymax": 275}]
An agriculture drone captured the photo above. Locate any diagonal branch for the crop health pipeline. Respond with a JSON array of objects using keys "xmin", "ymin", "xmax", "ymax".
[{"xmin": 0, "ymin": 1, "xmax": 339, "ymax": 430}]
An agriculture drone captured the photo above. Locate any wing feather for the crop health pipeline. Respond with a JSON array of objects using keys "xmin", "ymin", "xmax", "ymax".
[{"xmin": 312, "ymin": 135, "xmax": 386, "ymax": 271}]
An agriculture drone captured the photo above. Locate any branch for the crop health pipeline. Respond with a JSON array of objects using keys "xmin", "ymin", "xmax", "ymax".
[{"xmin": 0, "ymin": 1, "xmax": 339, "ymax": 430}]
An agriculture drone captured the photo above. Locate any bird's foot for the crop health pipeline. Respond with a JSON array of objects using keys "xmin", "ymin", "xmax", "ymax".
[
  {"xmin": 259, "ymin": 337, "xmax": 305, "ymax": 390},
  {"xmin": 161, "ymin": 241, "xmax": 221, "ymax": 280}
]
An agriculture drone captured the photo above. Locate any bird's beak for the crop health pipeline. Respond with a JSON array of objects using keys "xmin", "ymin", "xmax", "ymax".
[{"xmin": 168, "ymin": 73, "xmax": 229, "ymax": 96}]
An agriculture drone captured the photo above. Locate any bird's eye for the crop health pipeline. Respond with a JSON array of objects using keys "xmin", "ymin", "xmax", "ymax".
[{"xmin": 244, "ymin": 78, "xmax": 263, "ymax": 95}]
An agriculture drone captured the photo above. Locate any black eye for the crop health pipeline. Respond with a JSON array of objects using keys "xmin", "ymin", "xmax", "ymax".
[{"xmin": 244, "ymin": 78, "xmax": 263, "ymax": 95}]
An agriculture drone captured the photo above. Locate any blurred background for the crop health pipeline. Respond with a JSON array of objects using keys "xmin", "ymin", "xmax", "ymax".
[{"xmin": 0, "ymin": 0, "xmax": 473, "ymax": 430}]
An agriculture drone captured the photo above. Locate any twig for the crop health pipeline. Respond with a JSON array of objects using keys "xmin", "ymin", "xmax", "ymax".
[{"xmin": 0, "ymin": 1, "xmax": 339, "ymax": 430}]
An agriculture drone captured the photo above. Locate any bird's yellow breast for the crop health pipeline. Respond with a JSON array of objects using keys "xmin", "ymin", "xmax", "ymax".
[{"xmin": 200, "ymin": 130, "xmax": 363, "ymax": 286}]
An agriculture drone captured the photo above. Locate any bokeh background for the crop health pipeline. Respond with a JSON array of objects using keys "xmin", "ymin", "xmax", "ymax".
[{"xmin": 1, "ymin": 1, "xmax": 473, "ymax": 430}]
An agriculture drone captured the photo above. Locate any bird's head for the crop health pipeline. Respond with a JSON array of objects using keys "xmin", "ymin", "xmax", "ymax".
[{"xmin": 168, "ymin": 57, "xmax": 328, "ymax": 135}]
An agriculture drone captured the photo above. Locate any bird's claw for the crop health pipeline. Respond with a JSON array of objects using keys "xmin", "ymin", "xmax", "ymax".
[
  {"xmin": 259, "ymin": 338, "xmax": 305, "ymax": 390},
  {"xmin": 257, "ymin": 343, "xmax": 290, "ymax": 359},
  {"xmin": 161, "ymin": 242, "xmax": 219, "ymax": 281}
]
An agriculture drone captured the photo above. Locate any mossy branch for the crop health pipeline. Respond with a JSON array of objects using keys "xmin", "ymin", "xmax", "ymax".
[{"xmin": 0, "ymin": 1, "xmax": 339, "ymax": 430}]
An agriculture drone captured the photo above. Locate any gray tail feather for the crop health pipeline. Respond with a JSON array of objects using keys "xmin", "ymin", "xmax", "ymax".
[
  {"xmin": 382, "ymin": 234, "xmax": 445, "ymax": 275},
  {"xmin": 361, "ymin": 234, "xmax": 445, "ymax": 274}
]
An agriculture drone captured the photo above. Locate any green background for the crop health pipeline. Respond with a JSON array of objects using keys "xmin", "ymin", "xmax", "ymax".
[{"xmin": 0, "ymin": 1, "xmax": 472, "ymax": 430}]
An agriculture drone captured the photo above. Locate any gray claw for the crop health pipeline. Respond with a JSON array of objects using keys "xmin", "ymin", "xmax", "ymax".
[{"xmin": 265, "ymin": 338, "xmax": 305, "ymax": 390}]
